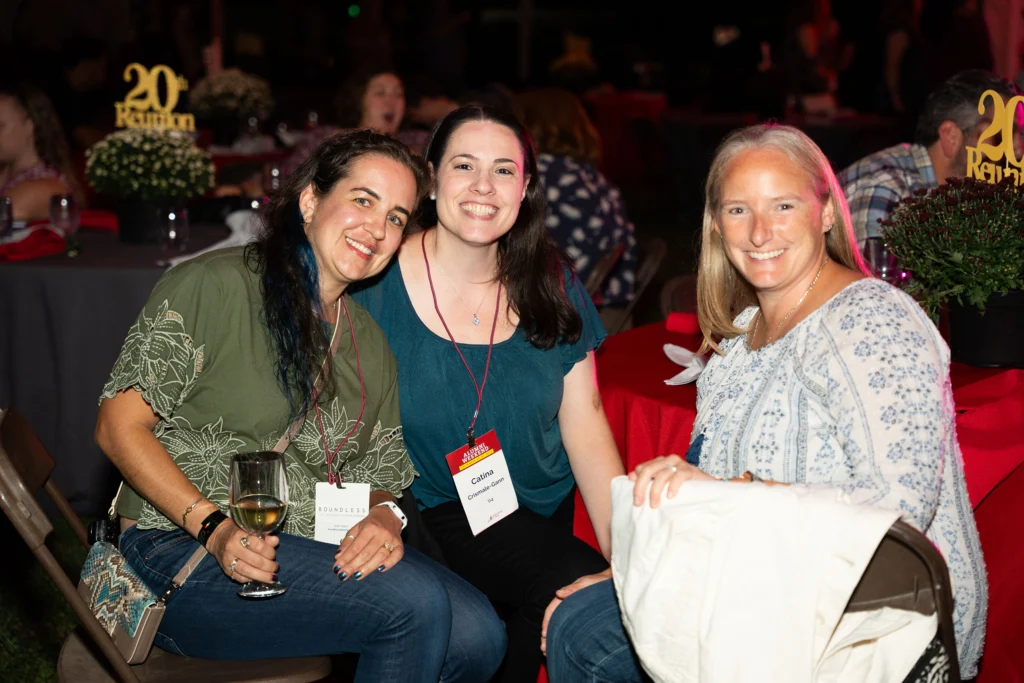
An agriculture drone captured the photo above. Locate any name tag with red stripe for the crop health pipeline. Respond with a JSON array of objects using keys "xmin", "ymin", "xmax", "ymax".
[{"xmin": 445, "ymin": 430, "xmax": 518, "ymax": 535}]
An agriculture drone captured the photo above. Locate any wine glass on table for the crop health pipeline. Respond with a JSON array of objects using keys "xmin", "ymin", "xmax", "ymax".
[
  {"xmin": 50, "ymin": 194, "xmax": 80, "ymax": 256},
  {"xmin": 229, "ymin": 451, "xmax": 289, "ymax": 598},
  {"xmin": 862, "ymin": 237, "xmax": 900, "ymax": 285}
]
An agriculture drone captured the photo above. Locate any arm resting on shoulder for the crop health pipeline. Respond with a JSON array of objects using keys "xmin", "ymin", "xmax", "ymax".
[{"xmin": 559, "ymin": 351, "xmax": 625, "ymax": 559}]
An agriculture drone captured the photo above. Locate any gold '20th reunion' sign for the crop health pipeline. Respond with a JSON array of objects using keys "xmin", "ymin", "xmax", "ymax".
[
  {"xmin": 966, "ymin": 89, "xmax": 1024, "ymax": 184},
  {"xmin": 114, "ymin": 63, "xmax": 195, "ymax": 132}
]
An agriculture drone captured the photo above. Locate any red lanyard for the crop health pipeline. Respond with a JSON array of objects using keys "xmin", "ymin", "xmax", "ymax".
[
  {"xmin": 314, "ymin": 296, "xmax": 366, "ymax": 485},
  {"xmin": 422, "ymin": 229, "xmax": 501, "ymax": 447}
]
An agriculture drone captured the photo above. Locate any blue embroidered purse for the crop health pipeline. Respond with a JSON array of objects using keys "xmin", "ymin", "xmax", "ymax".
[{"xmin": 78, "ymin": 540, "xmax": 206, "ymax": 664}]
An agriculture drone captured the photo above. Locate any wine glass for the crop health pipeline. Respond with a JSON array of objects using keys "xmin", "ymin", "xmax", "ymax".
[
  {"xmin": 161, "ymin": 208, "xmax": 190, "ymax": 253},
  {"xmin": 0, "ymin": 196, "xmax": 12, "ymax": 239},
  {"xmin": 49, "ymin": 194, "xmax": 80, "ymax": 235},
  {"xmin": 229, "ymin": 452, "xmax": 289, "ymax": 598},
  {"xmin": 862, "ymin": 237, "xmax": 900, "ymax": 285},
  {"xmin": 50, "ymin": 194, "xmax": 81, "ymax": 256}
]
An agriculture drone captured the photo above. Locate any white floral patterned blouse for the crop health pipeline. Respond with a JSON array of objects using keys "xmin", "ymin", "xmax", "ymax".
[{"xmin": 693, "ymin": 278, "xmax": 987, "ymax": 679}]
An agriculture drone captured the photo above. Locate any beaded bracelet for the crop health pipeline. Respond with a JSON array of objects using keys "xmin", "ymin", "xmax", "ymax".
[{"xmin": 197, "ymin": 510, "xmax": 228, "ymax": 547}]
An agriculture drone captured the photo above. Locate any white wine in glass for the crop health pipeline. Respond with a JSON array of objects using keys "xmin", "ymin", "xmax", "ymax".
[{"xmin": 229, "ymin": 451, "xmax": 289, "ymax": 598}]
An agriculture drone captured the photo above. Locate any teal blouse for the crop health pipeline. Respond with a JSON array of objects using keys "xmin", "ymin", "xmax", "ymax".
[{"xmin": 351, "ymin": 258, "xmax": 606, "ymax": 516}]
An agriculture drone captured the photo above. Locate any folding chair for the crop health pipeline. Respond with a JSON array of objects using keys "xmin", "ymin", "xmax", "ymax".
[
  {"xmin": 0, "ymin": 408, "xmax": 332, "ymax": 683},
  {"xmin": 584, "ymin": 241, "xmax": 627, "ymax": 300},
  {"xmin": 608, "ymin": 237, "xmax": 668, "ymax": 335},
  {"xmin": 846, "ymin": 519, "xmax": 961, "ymax": 682}
]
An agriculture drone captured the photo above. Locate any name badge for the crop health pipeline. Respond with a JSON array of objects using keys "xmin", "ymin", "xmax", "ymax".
[
  {"xmin": 314, "ymin": 481, "xmax": 370, "ymax": 545},
  {"xmin": 445, "ymin": 430, "xmax": 518, "ymax": 535}
]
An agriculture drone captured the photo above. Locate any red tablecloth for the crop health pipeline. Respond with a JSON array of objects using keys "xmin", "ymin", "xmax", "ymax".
[{"xmin": 581, "ymin": 321, "xmax": 1024, "ymax": 682}]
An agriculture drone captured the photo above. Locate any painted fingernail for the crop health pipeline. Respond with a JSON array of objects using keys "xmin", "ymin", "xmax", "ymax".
[
  {"xmin": 271, "ymin": 573, "xmax": 279, "ymax": 582},
  {"xmin": 338, "ymin": 571, "xmax": 347, "ymax": 581},
  {"xmin": 352, "ymin": 571, "xmax": 362, "ymax": 580},
  {"xmin": 333, "ymin": 564, "xmax": 341, "ymax": 574},
  {"xmin": 377, "ymin": 564, "xmax": 386, "ymax": 572}
]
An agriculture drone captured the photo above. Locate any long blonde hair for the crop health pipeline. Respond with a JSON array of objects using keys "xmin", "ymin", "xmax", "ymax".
[{"xmin": 696, "ymin": 124, "xmax": 869, "ymax": 355}]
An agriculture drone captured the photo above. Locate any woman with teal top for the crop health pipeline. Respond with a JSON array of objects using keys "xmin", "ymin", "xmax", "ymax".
[
  {"xmin": 95, "ymin": 130, "xmax": 505, "ymax": 682},
  {"xmin": 351, "ymin": 105, "xmax": 625, "ymax": 682}
]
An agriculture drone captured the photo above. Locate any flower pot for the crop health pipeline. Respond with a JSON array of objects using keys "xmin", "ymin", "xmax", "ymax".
[
  {"xmin": 116, "ymin": 201, "xmax": 164, "ymax": 244},
  {"xmin": 948, "ymin": 290, "xmax": 1024, "ymax": 368}
]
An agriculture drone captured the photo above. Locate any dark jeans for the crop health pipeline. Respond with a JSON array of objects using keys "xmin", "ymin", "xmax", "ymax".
[
  {"xmin": 422, "ymin": 491, "xmax": 608, "ymax": 683},
  {"xmin": 547, "ymin": 580, "xmax": 951, "ymax": 683},
  {"xmin": 119, "ymin": 525, "xmax": 505, "ymax": 683}
]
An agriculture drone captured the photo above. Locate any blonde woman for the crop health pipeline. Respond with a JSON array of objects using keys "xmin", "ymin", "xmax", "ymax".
[{"xmin": 542, "ymin": 124, "xmax": 985, "ymax": 682}]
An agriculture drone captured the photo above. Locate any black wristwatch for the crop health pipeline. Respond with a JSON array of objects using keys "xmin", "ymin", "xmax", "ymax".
[{"xmin": 197, "ymin": 510, "xmax": 228, "ymax": 547}]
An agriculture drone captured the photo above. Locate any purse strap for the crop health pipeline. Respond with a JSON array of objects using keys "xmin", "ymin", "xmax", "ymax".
[{"xmin": 162, "ymin": 304, "xmax": 347, "ymax": 598}]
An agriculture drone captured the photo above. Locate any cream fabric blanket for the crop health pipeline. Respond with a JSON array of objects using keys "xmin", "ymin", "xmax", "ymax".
[{"xmin": 610, "ymin": 477, "xmax": 937, "ymax": 683}]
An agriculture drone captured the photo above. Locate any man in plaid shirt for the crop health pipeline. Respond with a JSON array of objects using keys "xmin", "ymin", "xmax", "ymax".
[{"xmin": 839, "ymin": 70, "xmax": 1021, "ymax": 247}]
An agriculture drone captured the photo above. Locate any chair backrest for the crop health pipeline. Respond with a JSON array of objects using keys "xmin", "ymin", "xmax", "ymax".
[
  {"xmin": 584, "ymin": 241, "xmax": 627, "ymax": 299},
  {"xmin": 608, "ymin": 236, "xmax": 668, "ymax": 335},
  {"xmin": 659, "ymin": 273, "xmax": 698, "ymax": 318},
  {"xmin": 0, "ymin": 408, "xmax": 141, "ymax": 683},
  {"xmin": 846, "ymin": 519, "xmax": 961, "ymax": 682}
]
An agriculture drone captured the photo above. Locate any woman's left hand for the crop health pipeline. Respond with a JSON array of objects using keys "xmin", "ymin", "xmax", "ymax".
[
  {"xmin": 629, "ymin": 455, "xmax": 716, "ymax": 508},
  {"xmin": 540, "ymin": 568, "xmax": 613, "ymax": 654},
  {"xmin": 333, "ymin": 506, "xmax": 404, "ymax": 580}
]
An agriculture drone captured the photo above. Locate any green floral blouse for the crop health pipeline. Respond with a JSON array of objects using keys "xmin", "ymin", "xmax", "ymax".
[{"xmin": 100, "ymin": 247, "xmax": 415, "ymax": 539}]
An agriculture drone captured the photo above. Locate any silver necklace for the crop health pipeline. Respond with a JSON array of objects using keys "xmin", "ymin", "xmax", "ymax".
[
  {"xmin": 432, "ymin": 235, "xmax": 493, "ymax": 325},
  {"xmin": 752, "ymin": 255, "xmax": 829, "ymax": 346}
]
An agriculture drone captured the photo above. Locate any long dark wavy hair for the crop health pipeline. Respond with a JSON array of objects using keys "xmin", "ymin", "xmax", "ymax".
[
  {"xmin": 421, "ymin": 105, "xmax": 582, "ymax": 349},
  {"xmin": 246, "ymin": 130, "xmax": 430, "ymax": 416},
  {"xmin": 0, "ymin": 82, "xmax": 79, "ymax": 196}
]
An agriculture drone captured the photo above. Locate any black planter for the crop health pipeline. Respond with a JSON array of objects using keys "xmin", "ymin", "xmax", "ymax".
[
  {"xmin": 948, "ymin": 290, "xmax": 1024, "ymax": 368},
  {"xmin": 116, "ymin": 201, "xmax": 163, "ymax": 244}
]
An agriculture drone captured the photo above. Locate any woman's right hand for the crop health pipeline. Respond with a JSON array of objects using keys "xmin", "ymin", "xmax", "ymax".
[{"xmin": 205, "ymin": 520, "xmax": 280, "ymax": 584}]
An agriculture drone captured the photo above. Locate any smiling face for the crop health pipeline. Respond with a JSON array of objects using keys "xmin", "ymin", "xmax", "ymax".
[
  {"xmin": 360, "ymin": 73, "xmax": 405, "ymax": 135},
  {"xmin": 433, "ymin": 120, "xmax": 529, "ymax": 246},
  {"xmin": 300, "ymin": 153, "xmax": 417, "ymax": 298},
  {"xmin": 714, "ymin": 147, "xmax": 833, "ymax": 297}
]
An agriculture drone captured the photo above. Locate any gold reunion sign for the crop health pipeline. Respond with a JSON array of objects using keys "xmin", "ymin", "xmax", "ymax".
[
  {"xmin": 966, "ymin": 89, "xmax": 1024, "ymax": 184},
  {"xmin": 114, "ymin": 63, "xmax": 195, "ymax": 132}
]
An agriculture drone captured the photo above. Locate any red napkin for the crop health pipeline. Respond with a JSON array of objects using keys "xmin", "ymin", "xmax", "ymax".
[
  {"xmin": 666, "ymin": 311, "xmax": 700, "ymax": 335},
  {"xmin": 80, "ymin": 209, "xmax": 118, "ymax": 232},
  {"xmin": 0, "ymin": 226, "xmax": 67, "ymax": 262}
]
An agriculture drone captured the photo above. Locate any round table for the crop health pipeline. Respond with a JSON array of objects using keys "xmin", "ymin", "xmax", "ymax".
[
  {"xmin": 588, "ymin": 321, "xmax": 1024, "ymax": 683},
  {"xmin": 0, "ymin": 225, "xmax": 230, "ymax": 514}
]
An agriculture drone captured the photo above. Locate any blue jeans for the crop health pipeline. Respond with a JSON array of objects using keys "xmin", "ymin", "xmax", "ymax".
[
  {"xmin": 120, "ymin": 526, "xmax": 505, "ymax": 683},
  {"xmin": 545, "ymin": 579, "xmax": 649, "ymax": 683}
]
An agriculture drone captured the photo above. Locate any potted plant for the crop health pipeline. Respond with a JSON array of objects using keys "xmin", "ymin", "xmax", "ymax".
[
  {"xmin": 881, "ymin": 176, "xmax": 1024, "ymax": 368},
  {"xmin": 85, "ymin": 128, "xmax": 215, "ymax": 243},
  {"xmin": 188, "ymin": 68, "xmax": 274, "ymax": 145}
]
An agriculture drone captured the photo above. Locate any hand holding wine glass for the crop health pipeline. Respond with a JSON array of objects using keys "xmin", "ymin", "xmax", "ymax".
[{"xmin": 228, "ymin": 451, "xmax": 290, "ymax": 598}]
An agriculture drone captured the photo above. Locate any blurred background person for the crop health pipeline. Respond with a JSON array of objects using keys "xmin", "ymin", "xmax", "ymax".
[
  {"xmin": 283, "ymin": 65, "xmax": 426, "ymax": 175},
  {"xmin": 0, "ymin": 81, "xmax": 78, "ymax": 221},
  {"xmin": 519, "ymin": 87, "xmax": 637, "ymax": 308}
]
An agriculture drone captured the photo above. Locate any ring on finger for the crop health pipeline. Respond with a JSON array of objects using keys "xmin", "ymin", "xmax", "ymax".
[
  {"xmin": 229, "ymin": 557, "xmax": 239, "ymax": 576},
  {"xmin": 670, "ymin": 465, "xmax": 678, "ymax": 472},
  {"xmin": 345, "ymin": 534, "xmax": 357, "ymax": 541},
  {"xmin": 383, "ymin": 541, "xmax": 394, "ymax": 553},
  {"xmin": 239, "ymin": 536, "xmax": 249, "ymax": 549}
]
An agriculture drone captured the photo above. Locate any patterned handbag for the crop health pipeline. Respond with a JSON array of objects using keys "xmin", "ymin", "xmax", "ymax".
[{"xmin": 78, "ymin": 540, "xmax": 207, "ymax": 664}]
